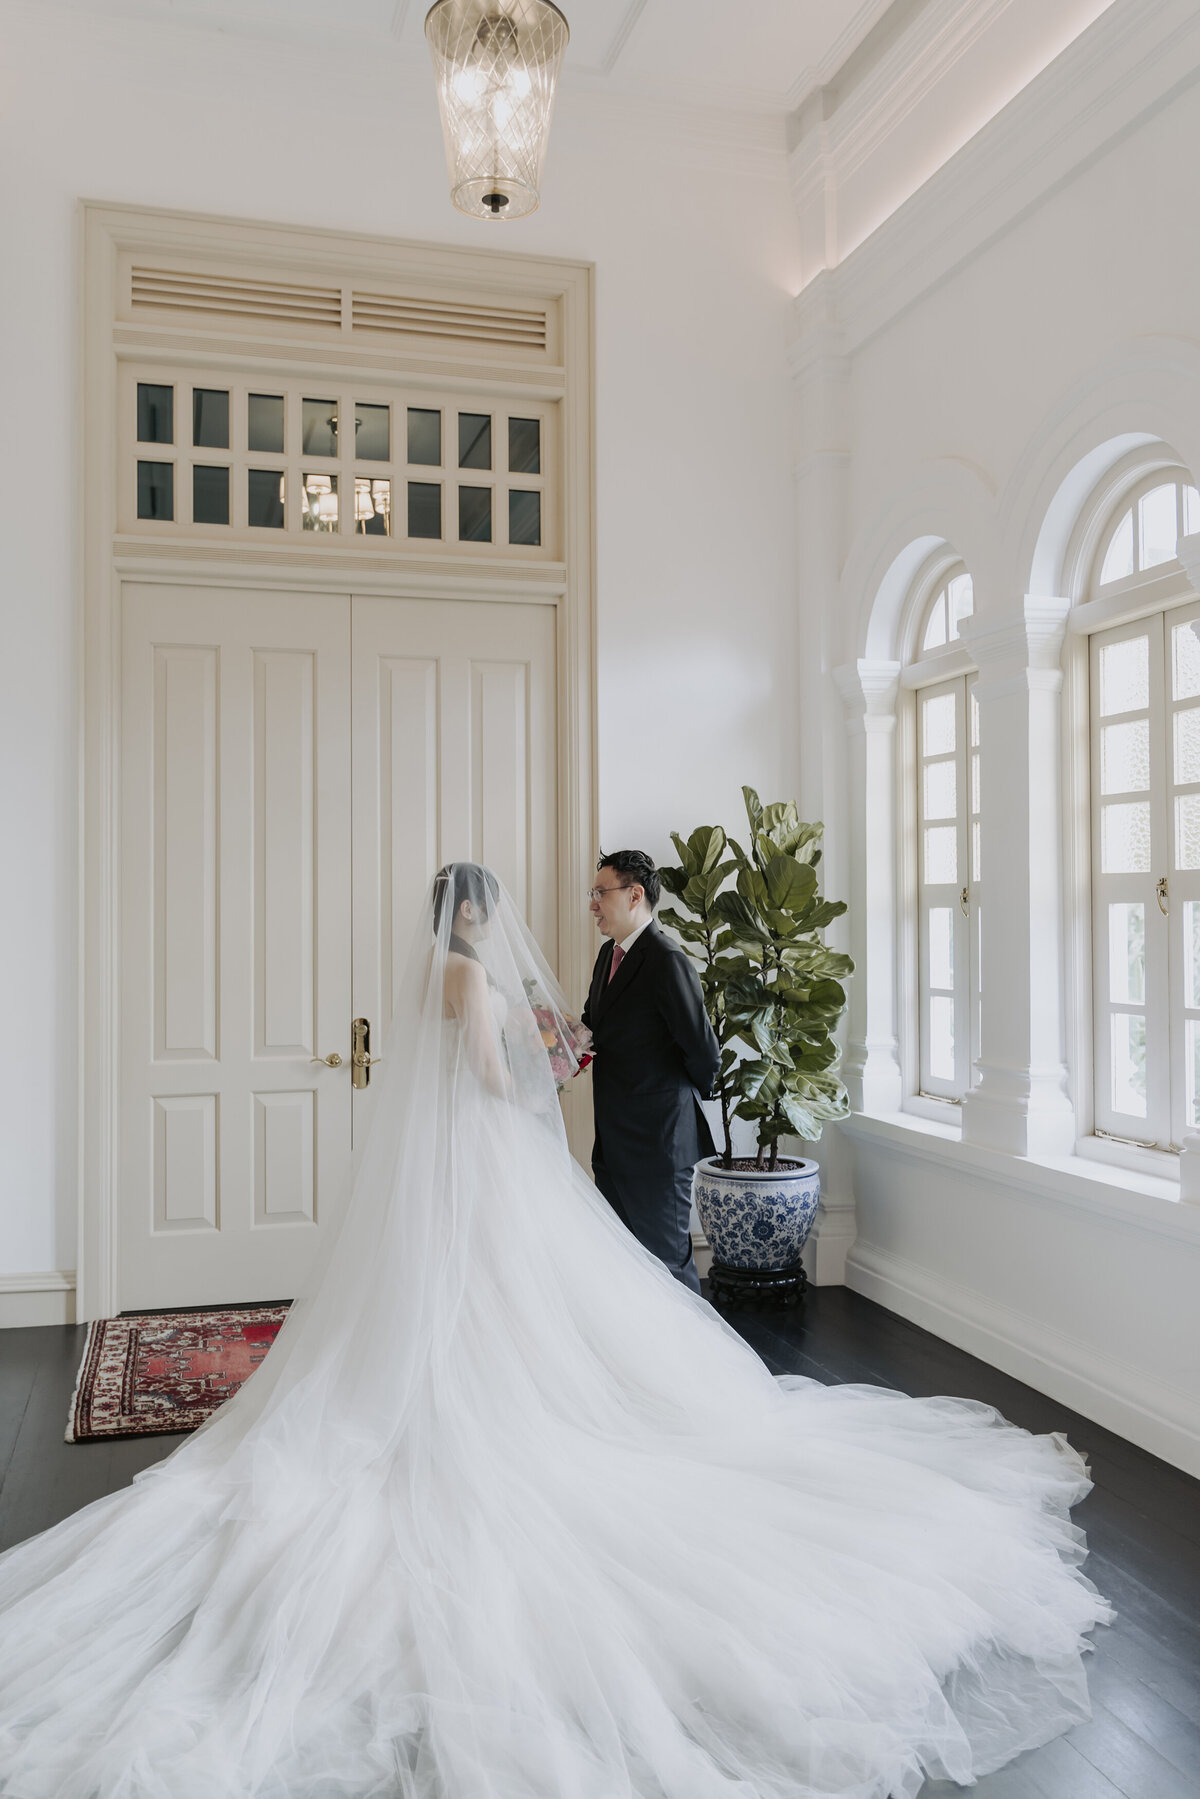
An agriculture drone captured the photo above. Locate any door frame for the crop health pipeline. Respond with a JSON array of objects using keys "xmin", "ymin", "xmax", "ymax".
[{"xmin": 79, "ymin": 203, "xmax": 596, "ymax": 1320}]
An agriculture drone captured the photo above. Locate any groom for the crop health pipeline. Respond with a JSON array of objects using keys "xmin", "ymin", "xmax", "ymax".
[{"xmin": 581, "ymin": 850, "xmax": 720, "ymax": 1293}]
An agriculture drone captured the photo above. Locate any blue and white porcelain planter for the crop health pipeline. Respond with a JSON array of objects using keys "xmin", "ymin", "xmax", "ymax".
[{"xmin": 692, "ymin": 1157, "xmax": 820, "ymax": 1307}]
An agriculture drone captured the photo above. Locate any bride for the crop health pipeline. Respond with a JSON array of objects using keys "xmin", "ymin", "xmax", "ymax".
[{"xmin": 0, "ymin": 863, "xmax": 1109, "ymax": 1799}]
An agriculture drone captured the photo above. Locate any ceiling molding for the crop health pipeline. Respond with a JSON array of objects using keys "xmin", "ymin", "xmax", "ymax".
[
  {"xmin": 597, "ymin": 0, "xmax": 648, "ymax": 75},
  {"xmin": 784, "ymin": 0, "xmax": 908, "ymax": 112},
  {"xmin": 791, "ymin": 0, "xmax": 1200, "ymax": 357}
]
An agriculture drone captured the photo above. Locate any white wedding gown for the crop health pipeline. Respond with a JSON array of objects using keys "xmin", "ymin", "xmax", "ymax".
[{"xmin": 0, "ymin": 872, "xmax": 1110, "ymax": 1799}]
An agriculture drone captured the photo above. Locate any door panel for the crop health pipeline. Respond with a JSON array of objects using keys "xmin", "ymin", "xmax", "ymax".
[
  {"xmin": 120, "ymin": 585, "xmax": 353, "ymax": 1310},
  {"xmin": 351, "ymin": 596, "xmax": 558, "ymax": 1069}
]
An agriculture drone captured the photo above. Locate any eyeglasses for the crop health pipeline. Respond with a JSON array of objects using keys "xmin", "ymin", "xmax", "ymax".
[{"xmin": 586, "ymin": 883, "xmax": 631, "ymax": 902}]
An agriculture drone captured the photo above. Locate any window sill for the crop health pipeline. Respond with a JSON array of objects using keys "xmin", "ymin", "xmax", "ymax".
[{"xmin": 842, "ymin": 1109, "xmax": 1200, "ymax": 1245}]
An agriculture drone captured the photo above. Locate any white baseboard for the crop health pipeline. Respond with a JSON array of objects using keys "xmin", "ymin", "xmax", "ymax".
[
  {"xmin": 846, "ymin": 1240, "xmax": 1200, "ymax": 1479},
  {"xmin": 0, "ymin": 1271, "xmax": 77, "ymax": 1329}
]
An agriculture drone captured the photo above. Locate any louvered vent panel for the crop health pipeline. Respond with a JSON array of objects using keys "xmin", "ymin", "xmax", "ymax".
[
  {"xmin": 352, "ymin": 290, "xmax": 547, "ymax": 351},
  {"xmin": 131, "ymin": 267, "xmax": 343, "ymax": 328}
]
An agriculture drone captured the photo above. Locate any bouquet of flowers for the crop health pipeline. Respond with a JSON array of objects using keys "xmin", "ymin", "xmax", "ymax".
[{"xmin": 522, "ymin": 978, "xmax": 593, "ymax": 1090}]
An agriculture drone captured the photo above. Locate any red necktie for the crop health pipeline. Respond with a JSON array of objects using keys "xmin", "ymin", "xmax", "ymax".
[{"xmin": 608, "ymin": 942, "xmax": 625, "ymax": 984}]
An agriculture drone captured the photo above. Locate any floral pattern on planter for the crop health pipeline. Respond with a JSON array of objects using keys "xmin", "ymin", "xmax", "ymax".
[{"xmin": 692, "ymin": 1158, "xmax": 820, "ymax": 1271}]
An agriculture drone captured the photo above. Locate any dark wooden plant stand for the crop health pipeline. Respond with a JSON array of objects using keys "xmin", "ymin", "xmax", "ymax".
[{"xmin": 707, "ymin": 1260, "xmax": 808, "ymax": 1310}]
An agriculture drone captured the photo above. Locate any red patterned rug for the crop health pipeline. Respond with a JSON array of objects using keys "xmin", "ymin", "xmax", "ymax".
[{"xmin": 66, "ymin": 1305, "xmax": 291, "ymax": 1442}]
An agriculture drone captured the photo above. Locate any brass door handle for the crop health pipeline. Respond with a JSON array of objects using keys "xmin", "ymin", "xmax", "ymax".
[
  {"xmin": 1157, "ymin": 875, "xmax": 1169, "ymax": 917},
  {"xmin": 351, "ymin": 1017, "xmax": 381, "ymax": 1089},
  {"xmin": 310, "ymin": 1051, "xmax": 344, "ymax": 1067},
  {"xmin": 959, "ymin": 884, "xmax": 969, "ymax": 917}
]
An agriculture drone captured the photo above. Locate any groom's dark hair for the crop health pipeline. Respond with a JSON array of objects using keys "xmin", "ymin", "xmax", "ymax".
[{"xmin": 596, "ymin": 849, "xmax": 660, "ymax": 909}]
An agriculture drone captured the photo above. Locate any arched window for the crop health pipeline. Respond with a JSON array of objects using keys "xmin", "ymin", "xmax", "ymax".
[
  {"xmin": 1087, "ymin": 469, "xmax": 1200, "ymax": 1151},
  {"xmin": 906, "ymin": 559, "xmax": 980, "ymax": 1106},
  {"xmin": 1096, "ymin": 477, "xmax": 1200, "ymax": 589},
  {"xmin": 919, "ymin": 570, "xmax": 974, "ymax": 653}
]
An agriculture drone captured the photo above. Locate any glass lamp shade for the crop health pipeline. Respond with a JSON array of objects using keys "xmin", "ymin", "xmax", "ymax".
[{"xmin": 425, "ymin": 0, "xmax": 569, "ymax": 221}]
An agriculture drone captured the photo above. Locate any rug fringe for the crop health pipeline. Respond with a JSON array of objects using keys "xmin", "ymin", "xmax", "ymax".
[{"xmin": 64, "ymin": 1317, "xmax": 102, "ymax": 1443}]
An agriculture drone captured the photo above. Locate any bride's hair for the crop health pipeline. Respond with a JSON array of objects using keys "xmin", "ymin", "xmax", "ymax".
[{"xmin": 432, "ymin": 862, "xmax": 500, "ymax": 932}]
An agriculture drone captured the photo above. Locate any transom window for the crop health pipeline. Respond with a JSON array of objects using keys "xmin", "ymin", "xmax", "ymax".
[
  {"xmin": 917, "ymin": 675, "xmax": 981, "ymax": 1101},
  {"xmin": 125, "ymin": 370, "xmax": 551, "ymax": 555},
  {"xmin": 1096, "ymin": 476, "xmax": 1200, "ymax": 589},
  {"xmin": 920, "ymin": 569, "xmax": 974, "ymax": 654}
]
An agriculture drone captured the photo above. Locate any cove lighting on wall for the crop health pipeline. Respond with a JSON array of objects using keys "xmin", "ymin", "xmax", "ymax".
[{"xmin": 425, "ymin": 0, "xmax": 569, "ymax": 220}]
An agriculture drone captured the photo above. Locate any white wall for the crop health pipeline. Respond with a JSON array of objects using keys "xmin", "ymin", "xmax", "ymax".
[
  {"xmin": 0, "ymin": 2, "xmax": 800, "ymax": 1287},
  {"xmin": 798, "ymin": 0, "xmax": 1200, "ymax": 1473}
]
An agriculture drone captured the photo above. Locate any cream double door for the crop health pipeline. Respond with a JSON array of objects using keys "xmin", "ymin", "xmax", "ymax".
[{"xmin": 119, "ymin": 583, "xmax": 556, "ymax": 1312}]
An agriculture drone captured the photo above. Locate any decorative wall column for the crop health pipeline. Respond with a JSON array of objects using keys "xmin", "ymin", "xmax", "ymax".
[
  {"xmin": 959, "ymin": 599, "xmax": 1076, "ymax": 1156},
  {"xmin": 835, "ymin": 659, "xmax": 903, "ymax": 1115},
  {"xmin": 791, "ymin": 273, "xmax": 858, "ymax": 1279}
]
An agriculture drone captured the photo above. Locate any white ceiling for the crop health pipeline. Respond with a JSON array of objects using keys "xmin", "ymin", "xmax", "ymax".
[{"xmin": 54, "ymin": 0, "xmax": 899, "ymax": 115}]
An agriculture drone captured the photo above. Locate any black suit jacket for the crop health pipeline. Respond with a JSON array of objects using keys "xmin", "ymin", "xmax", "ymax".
[{"xmin": 581, "ymin": 921, "xmax": 720, "ymax": 1180}]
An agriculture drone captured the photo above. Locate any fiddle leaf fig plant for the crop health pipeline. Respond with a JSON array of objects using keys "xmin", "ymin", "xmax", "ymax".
[{"xmin": 658, "ymin": 787, "xmax": 853, "ymax": 1171}]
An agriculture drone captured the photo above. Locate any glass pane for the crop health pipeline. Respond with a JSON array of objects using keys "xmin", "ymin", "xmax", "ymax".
[
  {"xmin": 302, "ymin": 398, "xmax": 338, "ymax": 458},
  {"xmin": 1187, "ymin": 900, "xmax": 1200, "ymax": 1008},
  {"xmin": 1100, "ymin": 717, "xmax": 1150, "ymax": 794},
  {"xmin": 192, "ymin": 464, "xmax": 229, "ymax": 526},
  {"xmin": 1175, "ymin": 706, "xmax": 1200, "ymax": 786},
  {"xmin": 923, "ymin": 759, "xmax": 956, "ymax": 820},
  {"xmin": 355, "ymin": 476, "xmax": 391, "ymax": 536},
  {"xmin": 354, "ymin": 403, "xmax": 389, "ymax": 461},
  {"xmin": 1189, "ymin": 1019, "xmax": 1200, "ymax": 1129},
  {"xmin": 929, "ymin": 995, "xmax": 955, "ymax": 1082},
  {"xmin": 1108, "ymin": 902, "xmax": 1145, "ymax": 1005},
  {"xmin": 922, "ymin": 691, "xmax": 956, "ymax": 756},
  {"xmin": 192, "ymin": 388, "xmax": 229, "ymax": 449},
  {"xmin": 458, "ymin": 485, "xmax": 492, "ymax": 542},
  {"xmin": 971, "ymin": 820, "xmax": 981, "ymax": 884},
  {"xmin": 1098, "ymin": 635, "xmax": 1149, "ymax": 716},
  {"xmin": 248, "ymin": 469, "xmax": 285, "ymax": 529},
  {"xmin": 1173, "ymin": 618, "xmax": 1200, "ymax": 701},
  {"xmin": 1176, "ymin": 793, "xmax": 1200, "ymax": 869},
  {"xmin": 970, "ymin": 750, "xmax": 980, "ymax": 814},
  {"xmin": 923, "ymin": 825, "xmax": 957, "ymax": 885},
  {"xmin": 922, "ymin": 595, "xmax": 947, "ymax": 652},
  {"xmin": 1100, "ymin": 510, "xmax": 1134, "ymax": 584},
  {"xmin": 248, "ymin": 393, "xmax": 284, "ymax": 454},
  {"xmin": 928, "ymin": 907, "xmax": 953, "ymax": 989},
  {"xmin": 1186, "ymin": 485, "xmax": 1200, "ymax": 537},
  {"xmin": 1110, "ymin": 1012, "xmax": 1148, "ymax": 1117},
  {"xmin": 509, "ymin": 488, "xmax": 541, "ymax": 547},
  {"xmin": 1139, "ymin": 482, "xmax": 1178, "ymax": 570},
  {"xmin": 407, "ymin": 481, "xmax": 441, "ymax": 539},
  {"xmin": 136, "ymin": 461, "xmax": 173, "ymax": 520},
  {"xmin": 136, "ymin": 383, "xmax": 173, "ymax": 444},
  {"xmin": 458, "ymin": 412, "xmax": 491, "ymax": 470},
  {"xmin": 407, "ymin": 408, "xmax": 441, "ymax": 466},
  {"xmin": 1101, "ymin": 800, "xmax": 1151, "ymax": 873},
  {"xmin": 303, "ymin": 472, "xmax": 339, "ymax": 532},
  {"xmin": 509, "ymin": 416, "xmax": 541, "ymax": 474},
  {"xmin": 969, "ymin": 688, "xmax": 979, "ymax": 748},
  {"xmin": 947, "ymin": 573, "xmax": 973, "ymax": 635}
]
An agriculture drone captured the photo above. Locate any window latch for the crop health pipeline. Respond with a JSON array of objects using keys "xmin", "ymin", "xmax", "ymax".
[
  {"xmin": 1157, "ymin": 875, "xmax": 1169, "ymax": 917},
  {"xmin": 959, "ymin": 884, "xmax": 969, "ymax": 916}
]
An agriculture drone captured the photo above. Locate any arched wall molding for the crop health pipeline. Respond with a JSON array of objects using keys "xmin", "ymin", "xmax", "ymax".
[
  {"xmin": 843, "ymin": 459, "xmax": 1000, "ymax": 661},
  {"xmin": 1002, "ymin": 338, "xmax": 1200, "ymax": 599}
]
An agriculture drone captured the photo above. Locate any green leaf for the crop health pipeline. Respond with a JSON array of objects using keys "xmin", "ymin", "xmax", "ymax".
[
  {"xmin": 686, "ymin": 824, "xmax": 727, "ymax": 875},
  {"xmin": 741, "ymin": 786, "xmax": 764, "ymax": 834},
  {"xmin": 764, "ymin": 855, "xmax": 818, "ymax": 912}
]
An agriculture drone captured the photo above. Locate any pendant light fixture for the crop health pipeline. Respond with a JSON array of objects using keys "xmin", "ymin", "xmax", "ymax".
[{"xmin": 425, "ymin": 1, "xmax": 569, "ymax": 221}]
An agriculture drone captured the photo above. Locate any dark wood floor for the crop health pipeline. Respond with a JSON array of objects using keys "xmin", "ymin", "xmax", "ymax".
[{"xmin": 1, "ymin": 1285, "xmax": 1198, "ymax": 1798}]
